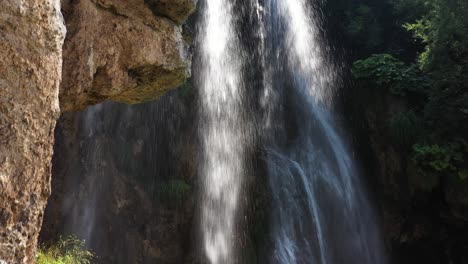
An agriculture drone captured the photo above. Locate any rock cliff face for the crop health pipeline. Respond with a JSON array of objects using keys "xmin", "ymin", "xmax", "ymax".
[
  {"xmin": 0, "ymin": 0, "xmax": 195, "ymax": 262},
  {"xmin": 0, "ymin": 0, "xmax": 65, "ymax": 262},
  {"xmin": 59, "ymin": 0, "xmax": 195, "ymax": 111}
]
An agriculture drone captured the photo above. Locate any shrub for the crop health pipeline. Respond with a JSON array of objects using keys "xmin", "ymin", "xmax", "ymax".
[
  {"xmin": 412, "ymin": 140, "xmax": 468, "ymax": 181},
  {"xmin": 37, "ymin": 236, "xmax": 94, "ymax": 264},
  {"xmin": 352, "ymin": 54, "xmax": 429, "ymax": 95}
]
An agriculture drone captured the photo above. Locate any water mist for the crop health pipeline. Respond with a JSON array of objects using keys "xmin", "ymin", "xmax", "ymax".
[{"xmin": 197, "ymin": 1, "xmax": 249, "ymax": 263}]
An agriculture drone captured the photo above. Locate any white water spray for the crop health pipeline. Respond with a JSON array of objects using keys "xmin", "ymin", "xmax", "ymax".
[
  {"xmin": 198, "ymin": 1, "xmax": 247, "ymax": 263},
  {"xmin": 279, "ymin": 0, "xmax": 334, "ymax": 103},
  {"xmin": 197, "ymin": 0, "xmax": 385, "ymax": 263},
  {"xmin": 257, "ymin": 0, "xmax": 386, "ymax": 263}
]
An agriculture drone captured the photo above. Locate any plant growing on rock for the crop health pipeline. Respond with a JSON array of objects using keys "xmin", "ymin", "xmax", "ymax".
[{"xmin": 36, "ymin": 236, "xmax": 94, "ymax": 264}]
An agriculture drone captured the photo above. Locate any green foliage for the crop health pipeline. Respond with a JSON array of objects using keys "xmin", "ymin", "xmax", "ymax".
[
  {"xmin": 37, "ymin": 236, "xmax": 94, "ymax": 264},
  {"xmin": 404, "ymin": 0, "xmax": 468, "ymax": 71},
  {"xmin": 353, "ymin": 54, "xmax": 404, "ymax": 81},
  {"xmin": 352, "ymin": 54, "xmax": 428, "ymax": 95},
  {"xmin": 412, "ymin": 140, "xmax": 468, "ymax": 181},
  {"xmin": 404, "ymin": 19, "xmax": 431, "ymax": 45},
  {"xmin": 157, "ymin": 179, "xmax": 191, "ymax": 208},
  {"xmin": 403, "ymin": 0, "xmax": 468, "ymax": 138}
]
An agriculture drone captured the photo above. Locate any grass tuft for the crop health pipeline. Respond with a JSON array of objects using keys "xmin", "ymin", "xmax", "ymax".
[{"xmin": 37, "ymin": 235, "xmax": 94, "ymax": 264}]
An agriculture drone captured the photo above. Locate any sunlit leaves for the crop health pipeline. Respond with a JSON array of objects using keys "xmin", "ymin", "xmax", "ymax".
[{"xmin": 352, "ymin": 54, "xmax": 429, "ymax": 95}]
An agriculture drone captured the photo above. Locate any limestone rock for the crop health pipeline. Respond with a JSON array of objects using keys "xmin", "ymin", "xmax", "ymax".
[
  {"xmin": 60, "ymin": 0, "xmax": 194, "ymax": 112},
  {"xmin": 0, "ymin": 0, "xmax": 65, "ymax": 262}
]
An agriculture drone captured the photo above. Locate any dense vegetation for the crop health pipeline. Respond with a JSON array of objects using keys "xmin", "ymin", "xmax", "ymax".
[{"xmin": 329, "ymin": 0, "xmax": 468, "ymax": 188}]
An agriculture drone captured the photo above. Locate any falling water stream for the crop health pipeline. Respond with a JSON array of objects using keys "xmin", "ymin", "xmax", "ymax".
[
  {"xmin": 197, "ymin": 0, "xmax": 248, "ymax": 263},
  {"xmin": 200, "ymin": 0, "xmax": 385, "ymax": 263}
]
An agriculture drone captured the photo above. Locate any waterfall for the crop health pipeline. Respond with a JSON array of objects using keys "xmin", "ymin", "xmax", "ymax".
[
  {"xmin": 64, "ymin": 104, "xmax": 104, "ymax": 245},
  {"xmin": 255, "ymin": 0, "xmax": 387, "ymax": 263},
  {"xmin": 197, "ymin": 0, "xmax": 385, "ymax": 263},
  {"xmin": 197, "ymin": 0, "xmax": 248, "ymax": 263},
  {"xmin": 51, "ymin": 1, "xmax": 386, "ymax": 263}
]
